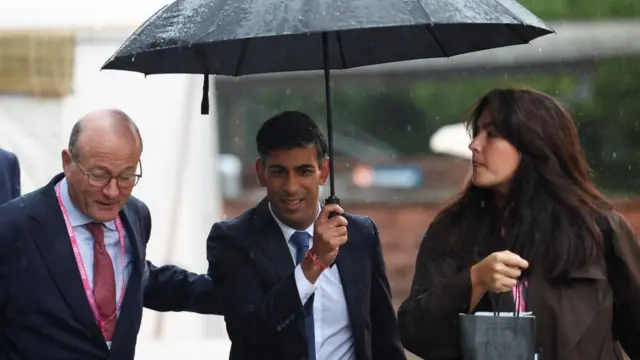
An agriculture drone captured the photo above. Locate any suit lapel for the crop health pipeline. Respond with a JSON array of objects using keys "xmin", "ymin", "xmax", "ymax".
[
  {"xmin": 252, "ymin": 199, "xmax": 295, "ymax": 281},
  {"xmin": 335, "ymin": 220, "xmax": 366, "ymax": 355},
  {"xmin": 250, "ymin": 201, "xmax": 368, "ymax": 352},
  {"xmin": 120, "ymin": 203, "xmax": 144, "ymax": 276},
  {"xmin": 111, "ymin": 204, "xmax": 144, "ymax": 345},
  {"xmin": 117, "ymin": 204, "xmax": 144, "ymax": 311},
  {"xmin": 27, "ymin": 175, "xmax": 102, "ymax": 336},
  {"xmin": 252, "ymin": 199, "xmax": 367, "ymax": 307}
]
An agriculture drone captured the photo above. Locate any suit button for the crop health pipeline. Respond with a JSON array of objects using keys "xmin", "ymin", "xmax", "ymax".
[{"xmin": 276, "ymin": 326, "xmax": 281, "ymax": 332}]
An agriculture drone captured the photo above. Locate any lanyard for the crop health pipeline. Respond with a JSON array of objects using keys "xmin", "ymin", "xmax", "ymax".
[{"xmin": 55, "ymin": 183, "xmax": 126, "ymax": 338}]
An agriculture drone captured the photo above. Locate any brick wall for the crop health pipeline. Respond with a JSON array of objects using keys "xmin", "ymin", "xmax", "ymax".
[{"xmin": 223, "ymin": 199, "xmax": 640, "ymax": 308}]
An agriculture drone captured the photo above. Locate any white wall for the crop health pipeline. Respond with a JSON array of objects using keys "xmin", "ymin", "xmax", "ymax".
[{"xmin": 0, "ymin": 97, "xmax": 64, "ymax": 192}]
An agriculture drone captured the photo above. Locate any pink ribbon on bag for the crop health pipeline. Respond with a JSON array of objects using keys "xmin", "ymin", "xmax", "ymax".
[{"xmin": 512, "ymin": 280, "xmax": 528, "ymax": 313}]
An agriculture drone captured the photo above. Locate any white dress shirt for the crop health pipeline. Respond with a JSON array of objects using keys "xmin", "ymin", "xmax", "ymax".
[{"xmin": 269, "ymin": 203, "xmax": 355, "ymax": 360}]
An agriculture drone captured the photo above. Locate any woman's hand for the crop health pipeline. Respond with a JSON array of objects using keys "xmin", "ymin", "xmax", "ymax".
[{"xmin": 471, "ymin": 250, "xmax": 529, "ymax": 293}]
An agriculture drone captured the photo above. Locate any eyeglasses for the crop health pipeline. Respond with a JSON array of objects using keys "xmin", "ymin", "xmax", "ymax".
[{"xmin": 75, "ymin": 159, "xmax": 143, "ymax": 188}]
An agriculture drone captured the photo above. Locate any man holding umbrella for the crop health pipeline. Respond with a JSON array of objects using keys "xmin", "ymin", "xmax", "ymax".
[{"xmin": 207, "ymin": 111, "xmax": 406, "ymax": 360}]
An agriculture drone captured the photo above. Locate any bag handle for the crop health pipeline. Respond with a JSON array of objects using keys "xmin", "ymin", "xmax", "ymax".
[
  {"xmin": 491, "ymin": 293, "xmax": 502, "ymax": 317},
  {"xmin": 490, "ymin": 279, "xmax": 526, "ymax": 317}
]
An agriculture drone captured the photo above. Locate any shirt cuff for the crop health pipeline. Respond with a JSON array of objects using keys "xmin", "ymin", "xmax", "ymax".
[{"xmin": 294, "ymin": 264, "xmax": 318, "ymax": 305}]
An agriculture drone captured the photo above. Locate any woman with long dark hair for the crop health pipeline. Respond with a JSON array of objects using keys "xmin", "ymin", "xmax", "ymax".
[{"xmin": 397, "ymin": 88, "xmax": 640, "ymax": 360}]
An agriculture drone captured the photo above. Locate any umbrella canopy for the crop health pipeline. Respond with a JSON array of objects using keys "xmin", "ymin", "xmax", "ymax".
[
  {"xmin": 103, "ymin": 0, "xmax": 553, "ymax": 76},
  {"xmin": 102, "ymin": 0, "xmax": 553, "ymax": 204}
]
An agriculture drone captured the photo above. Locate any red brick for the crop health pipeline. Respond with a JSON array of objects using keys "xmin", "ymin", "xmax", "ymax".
[{"xmin": 223, "ymin": 199, "xmax": 640, "ymax": 310}]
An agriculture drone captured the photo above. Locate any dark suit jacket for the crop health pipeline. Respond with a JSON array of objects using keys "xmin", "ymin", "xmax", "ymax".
[
  {"xmin": 0, "ymin": 174, "xmax": 221, "ymax": 360},
  {"xmin": 0, "ymin": 149, "xmax": 20, "ymax": 205},
  {"xmin": 397, "ymin": 211, "xmax": 640, "ymax": 360},
  {"xmin": 207, "ymin": 199, "xmax": 406, "ymax": 360}
]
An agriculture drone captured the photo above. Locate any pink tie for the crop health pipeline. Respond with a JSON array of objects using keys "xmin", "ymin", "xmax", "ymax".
[{"xmin": 86, "ymin": 222, "xmax": 117, "ymax": 340}]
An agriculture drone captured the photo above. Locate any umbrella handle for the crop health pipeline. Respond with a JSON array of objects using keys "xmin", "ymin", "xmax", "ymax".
[
  {"xmin": 325, "ymin": 195, "xmax": 340, "ymax": 218},
  {"xmin": 324, "ymin": 195, "xmax": 340, "ymax": 269}
]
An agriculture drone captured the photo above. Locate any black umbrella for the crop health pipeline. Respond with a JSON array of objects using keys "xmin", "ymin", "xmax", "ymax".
[{"xmin": 102, "ymin": 0, "xmax": 553, "ymax": 206}]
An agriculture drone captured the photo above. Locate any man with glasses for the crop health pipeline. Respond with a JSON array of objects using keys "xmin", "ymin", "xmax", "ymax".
[{"xmin": 0, "ymin": 109, "xmax": 220, "ymax": 360}]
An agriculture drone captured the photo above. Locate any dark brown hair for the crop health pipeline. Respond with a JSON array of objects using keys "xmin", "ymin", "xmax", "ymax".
[
  {"xmin": 256, "ymin": 111, "xmax": 327, "ymax": 164},
  {"xmin": 433, "ymin": 88, "xmax": 612, "ymax": 281}
]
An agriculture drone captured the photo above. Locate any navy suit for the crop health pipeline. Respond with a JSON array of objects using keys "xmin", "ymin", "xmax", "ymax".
[
  {"xmin": 0, "ymin": 174, "xmax": 220, "ymax": 360},
  {"xmin": 207, "ymin": 199, "xmax": 405, "ymax": 360},
  {"xmin": 0, "ymin": 149, "xmax": 20, "ymax": 205}
]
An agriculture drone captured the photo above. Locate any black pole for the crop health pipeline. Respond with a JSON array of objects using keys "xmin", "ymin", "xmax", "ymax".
[
  {"xmin": 201, "ymin": 74, "xmax": 210, "ymax": 115},
  {"xmin": 322, "ymin": 32, "xmax": 340, "ymax": 209}
]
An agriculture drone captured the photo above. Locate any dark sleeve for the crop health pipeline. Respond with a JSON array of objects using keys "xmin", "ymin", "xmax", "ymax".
[
  {"xmin": 143, "ymin": 262, "xmax": 221, "ymax": 314},
  {"xmin": 608, "ymin": 213, "xmax": 640, "ymax": 359},
  {"xmin": 368, "ymin": 219, "xmax": 407, "ymax": 360},
  {"xmin": 397, "ymin": 227, "xmax": 474, "ymax": 359},
  {"xmin": 10, "ymin": 153, "xmax": 20, "ymax": 199},
  {"xmin": 139, "ymin": 203, "xmax": 222, "ymax": 314},
  {"xmin": 206, "ymin": 222, "xmax": 306, "ymax": 345},
  {"xmin": 0, "ymin": 203, "xmax": 21, "ymax": 316},
  {"xmin": 0, "ymin": 206, "xmax": 12, "ymax": 312}
]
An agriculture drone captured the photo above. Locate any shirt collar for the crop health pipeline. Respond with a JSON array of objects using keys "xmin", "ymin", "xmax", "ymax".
[
  {"xmin": 58, "ymin": 177, "xmax": 117, "ymax": 230},
  {"xmin": 268, "ymin": 201, "xmax": 320, "ymax": 242}
]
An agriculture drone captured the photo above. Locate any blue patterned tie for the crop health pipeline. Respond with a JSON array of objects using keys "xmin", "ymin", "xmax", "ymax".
[{"xmin": 290, "ymin": 231, "xmax": 316, "ymax": 360}]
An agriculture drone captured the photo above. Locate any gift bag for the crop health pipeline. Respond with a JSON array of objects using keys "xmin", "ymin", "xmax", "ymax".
[{"xmin": 459, "ymin": 283, "xmax": 537, "ymax": 360}]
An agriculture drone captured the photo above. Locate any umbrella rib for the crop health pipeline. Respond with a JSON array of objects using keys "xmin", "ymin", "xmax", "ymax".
[
  {"xmin": 234, "ymin": 38, "xmax": 251, "ymax": 76},
  {"xmin": 492, "ymin": 0, "xmax": 536, "ymax": 44},
  {"xmin": 504, "ymin": 24, "xmax": 530, "ymax": 46},
  {"xmin": 414, "ymin": 0, "xmax": 449, "ymax": 57},
  {"xmin": 424, "ymin": 24, "xmax": 449, "ymax": 58},
  {"xmin": 335, "ymin": 32, "xmax": 348, "ymax": 68}
]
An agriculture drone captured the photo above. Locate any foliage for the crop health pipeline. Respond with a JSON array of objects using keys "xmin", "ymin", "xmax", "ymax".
[
  {"xmin": 574, "ymin": 57, "xmax": 640, "ymax": 192},
  {"xmin": 518, "ymin": 0, "xmax": 640, "ymax": 19},
  {"xmin": 246, "ymin": 56, "xmax": 640, "ymax": 193},
  {"xmin": 231, "ymin": 0, "xmax": 640, "ymax": 193}
]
